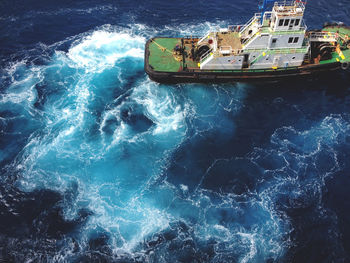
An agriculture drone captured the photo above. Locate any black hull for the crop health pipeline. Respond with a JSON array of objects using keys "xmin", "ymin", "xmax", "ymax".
[{"xmin": 144, "ymin": 39, "xmax": 344, "ymax": 84}]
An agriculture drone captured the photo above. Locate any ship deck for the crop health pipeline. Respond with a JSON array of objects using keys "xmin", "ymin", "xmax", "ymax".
[
  {"xmin": 146, "ymin": 26, "xmax": 350, "ymax": 74},
  {"xmin": 147, "ymin": 38, "xmax": 199, "ymax": 72},
  {"xmin": 217, "ymin": 32, "xmax": 242, "ymax": 51},
  {"xmin": 321, "ymin": 26, "xmax": 350, "ymax": 64}
]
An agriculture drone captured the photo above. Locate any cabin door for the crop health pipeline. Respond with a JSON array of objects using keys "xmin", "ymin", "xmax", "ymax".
[
  {"xmin": 271, "ymin": 38, "xmax": 277, "ymax": 48},
  {"xmin": 273, "ymin": 56, "xmax": 280, "ymax": 68},
  {"xmin": 242, "ymin": 54, "xmax": 250, "ymax": 69},
  {"xmin": 289, "ymin": 19, "xmax": 295, "ymax": 30}
]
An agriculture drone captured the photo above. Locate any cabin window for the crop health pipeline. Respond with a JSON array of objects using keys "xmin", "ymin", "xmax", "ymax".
[
  {"xmin": 288, "ymin": 37, "xmax": 300, "ymax": 44},
  {"xmin": 272, "ymin": 38, "xmax": 277, "ymax": 44},
  {"xmin": 248, "ymin": 30, "xmax": 253, "ymax": 35},
  {"xmin": 279, "ymin": 19, "xmax": 284, "ymax": 26},
  {"xmin": 295, "ymin": 19, "xmax": 300, "ymax": 26},
  {"xmin": 292, "ymin": 56, "xmax": 296, "ymax": 59},
  {"xmin": 284, "ymin": 19, "xmax": 290, "ymax": 26}
]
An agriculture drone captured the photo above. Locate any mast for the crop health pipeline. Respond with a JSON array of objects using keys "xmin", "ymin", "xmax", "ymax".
[{"xmin": 259, "ymin": 0, "xmax": 279, "ymax": 24}]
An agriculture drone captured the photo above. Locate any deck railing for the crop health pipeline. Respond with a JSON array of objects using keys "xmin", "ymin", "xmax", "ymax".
[
  {"xmin": 200, "ymin": 46, "xmax": 309, "ymax": 64},
  {"xmin": 239, "ymin": 13, "xmax": 262, "ymax": 34},
  {"xmin": 273, "ymin": 1, "xmax": 305, "ymax": 13},
  {"xmin": 219, "ymin": 46, "xmax": 233, "ymax": 54},
  {"xmin": 200, "ymin": 49, "xmax": 213, "ymax": 64},
  {"xmin": 308, "ymin": 32, "xmax": 338, "ymax": 42},
  {"xmin": 198, "ymin": 32, "xmax": 212, "ymax": 45}
]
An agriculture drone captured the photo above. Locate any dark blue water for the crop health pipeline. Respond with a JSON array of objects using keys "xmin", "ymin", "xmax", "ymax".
[{"xmin": 1, "ymin": 0, "xmax": 350, "ymax": 262}]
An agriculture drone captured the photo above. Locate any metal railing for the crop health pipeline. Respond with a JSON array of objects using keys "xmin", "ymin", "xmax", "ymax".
[
  {"xmin": 273, "ymin": 1, "xmax": 306, "ymax": 12},
  {"xmin": 239, "ymin": 13, "xmax": 262, "ymax": 34},
  {"xmin": 308, "ymin": 32, "xmax": 338, "ymax": 42},
  {"xmin": 219, "ymin": 46, "xmax": 232, "ymax": 54},
  {"xmin": 245, "ymin": 46, "xmax": 309, "ymax": 54},
  {"xmin": 241, "ymin": 28, "xmax": 262, "ymax": 46},
  {"xmin": 198, "ymin": 32, "xmax": 212, "ymax": 45},
  {"xmin": 200, "ymin": 49, "xmax": 213, "ymax": 64},
  {"xmin": 228, "ymin": 24, "xmax": 244, "ymax": 32},
  {"xmin": 199, "ymin": 46, "xmax": 309, "ymax": 65}
]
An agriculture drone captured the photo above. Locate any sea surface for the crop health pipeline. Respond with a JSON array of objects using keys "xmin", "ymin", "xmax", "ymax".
[{"xmin": 1, "ymin": 0, "xmax": 350, "ymax": 262}]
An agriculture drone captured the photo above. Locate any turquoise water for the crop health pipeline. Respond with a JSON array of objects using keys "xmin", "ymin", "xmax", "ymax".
[{"xmin": 1, "ymin": 1, "xmax": 350, "ymax": 262}]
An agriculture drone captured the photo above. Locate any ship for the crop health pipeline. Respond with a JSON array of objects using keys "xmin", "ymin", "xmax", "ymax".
[{"xmin": 144, "ymin": 0, "xmax": 350, "ymax": 83}]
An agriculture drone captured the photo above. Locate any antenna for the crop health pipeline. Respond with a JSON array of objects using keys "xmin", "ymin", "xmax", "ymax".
[
  {"xmin": 258, "ymin": 0, "xmax": 276, "ymax": 24},
  {"xmin": 295, "ymin": 0, "xmax": 308, "ymax": 5}
]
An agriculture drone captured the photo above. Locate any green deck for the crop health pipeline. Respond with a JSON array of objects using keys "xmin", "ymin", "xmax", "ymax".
[
  {"xmin": 324, "ymin": 26, "xmax": 350, "ymax": 38},
  {"xmin": 148, "ymin": 38, "xmax": 182, "ymax": 72},
  {"xmin": 148, "ymin": 38, "xmax": 199, "ymax": 72},
  {"xmin": 321, "ymin": 26, "xmax": 350, "ymax": 64}
]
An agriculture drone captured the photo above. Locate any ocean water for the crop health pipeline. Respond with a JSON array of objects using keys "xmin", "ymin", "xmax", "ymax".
[{"xmin": 1, "ymin": 0, "xmax": 350, "ymax": 262}]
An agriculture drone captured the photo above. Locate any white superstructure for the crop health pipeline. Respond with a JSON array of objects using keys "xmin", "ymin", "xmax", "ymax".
[{"xmin": 198, "ymin": 1, "xmax": 310, "ymax": 70}]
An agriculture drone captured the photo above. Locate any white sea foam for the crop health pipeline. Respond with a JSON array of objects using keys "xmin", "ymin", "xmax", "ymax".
[
  {"xmin": 12, "ymin": 26, "xmax": 190, "ymax": 257},
  {"xmin": 238, "ymin": 232, "xmax": 257, "ymax": 263},
  {"xmin": 6, "ymin": 23, "xmax": 294, "ymax": 263},
  {"xmin": 0, "ymin": 64, "xmax": 41, "ymax": 106},
  {"xmin": 67, "ymin": 31, "xmax": 145, "ymax": 73},
  {"xmin": 133, "ymin": 81, "xmax": 187, "ymax": 136}
]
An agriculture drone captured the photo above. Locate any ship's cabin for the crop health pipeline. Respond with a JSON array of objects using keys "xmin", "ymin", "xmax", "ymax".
[
  {"xmin": 196, "ymin": 0, "xmax": 309, "ymax": 70},
  {"xmin": 269, "ymin": 1, "xmax": 306, "ymax": 31},
  {"xmin": 197, "ymin": 1, "xmax": 307, "ymax": 57}
]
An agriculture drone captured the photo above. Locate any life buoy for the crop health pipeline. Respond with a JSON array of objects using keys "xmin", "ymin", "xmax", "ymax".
[{"xmin": 341, "ymin": 62, "xmax": 349, "ymax": 70}]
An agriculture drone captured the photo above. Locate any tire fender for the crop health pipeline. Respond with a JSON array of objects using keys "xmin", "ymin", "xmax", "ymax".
[{"xmin": 341, "ymin": 62, "xmax": 349, "ymax": 70}]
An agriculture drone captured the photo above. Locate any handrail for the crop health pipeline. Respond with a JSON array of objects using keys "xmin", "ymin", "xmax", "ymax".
[
  {"xmin": 228, "ymin": 25, "xmax": 244, "ymax": 32},
  {"xmin": 272, "ymin": 26, "xmax": 307, "ymax": 32},
  {"xmin": 308, "ymin": 31, "xmax": 338, "ymax": 41},
  {"xmin": 245, "ymin": 46, "xmax": 309, "ymax": 53},
  {"xmin": 219, "ymin": 46, "xmax": 232, "ymax": 54},
  {"xmin": 241, "ymin": 28, "xmax": 261, "ymax": 46},
  {"xmin": 198, "ymin": 32, "xmax": 211, "ymax": 45},
  {"xmin": 200, "ymin": 46, "xmax": 309, "ymax": 64},
  {"xmin": 220, "ymin": 46, "xmax": 232, "ymax": 51},
  {"xmin": 240, "ymin": 13, "xmax": 262, "ymax": 34},
  {"xmin": 200, "ymin": 48, "xmax": 213, "ymax": 63},
  {"xmin": 273, "ymin": 1, "xmax": 305, "ymax": 15},
  {"xmin": 239, "ymin": 16, "xmax": 256, "ymax": 34},
  {"xmin": 273, "ymin": 1, "xmax": 305, "ymax": 9},
  {"xmin": 308, "ymin": 32, "xmax": 337, "ymax": 37}
]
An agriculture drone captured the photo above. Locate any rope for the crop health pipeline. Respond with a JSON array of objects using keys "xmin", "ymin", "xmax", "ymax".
[
  {"xmin": 150, "ymin": 39, "xmax": 183, "ymax": 62},
  {"xmin": 151, "ymin": 40, "xmax": 173, "ymax": 54}
]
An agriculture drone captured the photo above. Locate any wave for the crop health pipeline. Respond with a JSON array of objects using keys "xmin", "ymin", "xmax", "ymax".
[{"xmin": 1, "ymin": 21, "xmax": 349, "ymax": 262}]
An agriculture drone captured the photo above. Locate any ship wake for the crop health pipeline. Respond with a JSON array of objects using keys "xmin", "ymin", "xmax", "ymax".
[{"xmin": 1, "ymin": 22, "xmax": 349, "ymax": 263}]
